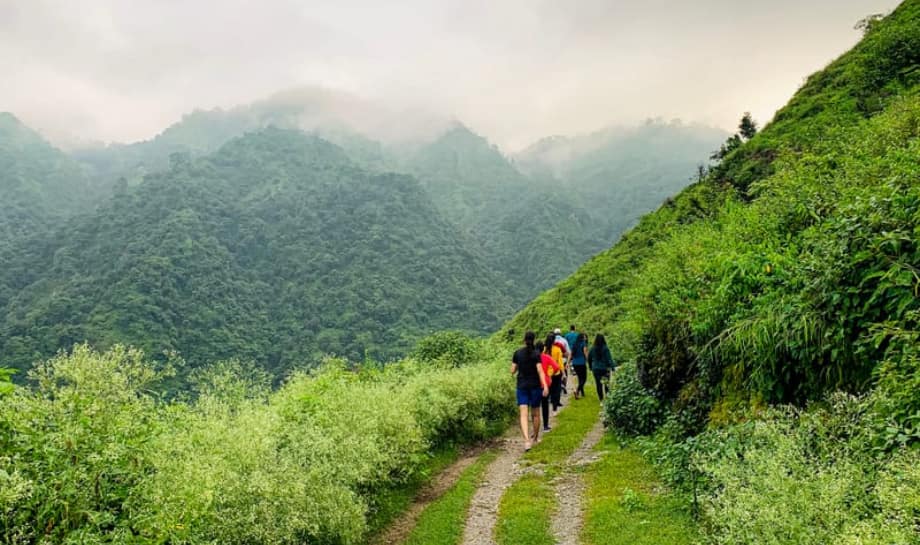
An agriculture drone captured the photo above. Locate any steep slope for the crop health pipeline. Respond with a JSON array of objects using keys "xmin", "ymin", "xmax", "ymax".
[
  {"xmin": 0, "ymin": 128, "xmax": 512, "ymax": 377},
  {"xmin": 504, "ymin": 6, "xmax": 919, "ymax": 541},
  {"xmin": 504, "ymin": 0, "xmax": 919, "ymax": 417}
]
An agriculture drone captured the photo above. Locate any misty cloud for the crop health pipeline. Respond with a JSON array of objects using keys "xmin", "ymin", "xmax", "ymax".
[{"xmin": 1, "ymin": 0, "xmax": 901, "ymax": 150}]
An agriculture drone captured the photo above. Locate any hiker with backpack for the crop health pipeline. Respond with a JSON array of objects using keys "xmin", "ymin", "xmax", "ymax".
[
  {"xmin": 588, "ymin": 334, "xmax": 616, "ymax": 402},
  {"xmin": 511, "ymin": 331, "xmax": 550, "ymax": 451}
]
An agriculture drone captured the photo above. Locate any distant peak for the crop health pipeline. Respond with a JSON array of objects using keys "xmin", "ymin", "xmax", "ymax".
[{"xmin": 0, "ymin": 111, "xmax": 19, "ymax": 122}]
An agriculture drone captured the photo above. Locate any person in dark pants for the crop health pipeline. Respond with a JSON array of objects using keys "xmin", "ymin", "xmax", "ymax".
[
  {"xmin": 536, "ymin": 341, "xmax": 562, "ymax": 432},
  {"xmin": 571, "ymin": 332, "xmax": 588, "ymax": 399},
  {"xmin": 588, "ymin": 334, "xmax": 615, "ymax": 401},
  {"xmin": 544, "ymin": 333, "xmax": 564, "ymax": 412}
]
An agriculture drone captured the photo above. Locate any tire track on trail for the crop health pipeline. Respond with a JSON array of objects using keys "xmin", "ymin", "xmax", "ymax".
[
  {"xmin": 461, "ymin": 392, "xmax": 569, "ymax": 545},
  {"xmin": 550, "ymin": 418, "xmax": 605, "ymax": 545},
  {"xmin": 374, "ymin": 443, "xmax": 492, "ymax": 545}
]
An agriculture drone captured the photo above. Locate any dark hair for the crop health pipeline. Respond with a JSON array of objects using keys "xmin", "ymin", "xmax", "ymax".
[
  {"xmin": 577, "ymin": 332, "xmax": 587, "ymax": 344},
  {"xmin": 570, "ymin": 324, "xmax": 576, "ymax": 331},
  {"xmin": 544, "ymin": 333, "xmax": 556, "ymax": 354},
  {"xmin": 594, "ymin": 334, "xmax": 607, "ymax": 348},
  {"xmin": 535, "ymin": 341, "xmax": 544, "ymax": 353},
  {"xmin": 524, "ymin": 331, "xmax": 536, "ymax": 350}
]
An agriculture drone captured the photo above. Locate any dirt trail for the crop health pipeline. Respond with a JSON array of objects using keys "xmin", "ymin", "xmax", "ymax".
[
  {"xmin": 373, "ymin": 442, "xmax": 492, "ymax": 545},
  {"xmin": 550, "ymin": 418, "xmax": 605, "ymax": 545},
  {"xmin": 460, "ymin": 393, "xmax": 569, "ymax": 545}
]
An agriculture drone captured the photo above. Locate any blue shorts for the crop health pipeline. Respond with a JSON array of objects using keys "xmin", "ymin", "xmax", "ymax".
[{"xmin": 516, "ymin": 387, "xmax": 543, "ymax": 408}]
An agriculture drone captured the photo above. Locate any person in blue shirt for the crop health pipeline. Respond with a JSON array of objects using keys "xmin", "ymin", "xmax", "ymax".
[
  {"xmin": 564, "ymin": 325, "xmax": 579, "ymax": 356},
  {"xmin": 570, "ymin": 332, "xmax": 589, "ymax": 399}
]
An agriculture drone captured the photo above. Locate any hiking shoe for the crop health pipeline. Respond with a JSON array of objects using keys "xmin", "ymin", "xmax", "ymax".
[{"xmin": 543, "ymin": 426, "xmax": 551, "ymax": 432}]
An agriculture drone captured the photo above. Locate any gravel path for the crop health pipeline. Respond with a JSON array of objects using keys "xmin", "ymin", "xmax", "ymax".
[{"xmin": 550, "ymin": 418, "xmax": 605, "ymax": 545}]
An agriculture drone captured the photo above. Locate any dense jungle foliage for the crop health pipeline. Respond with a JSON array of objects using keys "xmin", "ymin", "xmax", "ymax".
[
  {"xmin": 0, "ymin": 342, "xmax": 514, "ymax": 543},
  {"xmin": 507, "ymin": 1, "xmax": 920, "ymax": 542},
  {"xmin": 0, "ymin": 128, "xmax": 513, "ymax": 377}
]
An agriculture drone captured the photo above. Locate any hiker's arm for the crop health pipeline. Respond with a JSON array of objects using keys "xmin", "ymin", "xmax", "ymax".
[
  {"xmin": 510, "ymin": 362, "xmax": 518, "ymax": 376},
  {"xmin": 537, "ymin": 365, "xmax": 549, "ymax": 396}
]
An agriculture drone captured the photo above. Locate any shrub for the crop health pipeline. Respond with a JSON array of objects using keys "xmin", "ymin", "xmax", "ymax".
[
  {"xmin": 694, "ymin": 395, "xmax": 918, "ymax": 545},
  {"xmin": 410, "ymin": 330, "xmax": 479, "ymax": 367},
  {"xmin": 0, "ymin": 343, "xmax": 515, "ymax": 544},
  {"xmin": 603, "ymin": 361, "xmax": 664, "ymax": 436}
]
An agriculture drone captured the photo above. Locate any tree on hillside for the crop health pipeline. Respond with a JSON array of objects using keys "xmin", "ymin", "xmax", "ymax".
[
  {"xmin": 710, "ymin": 113, "xmax": 758, "ymax": 162},
  {"xmin": 738, "ymin": 112, "xmax": 758, "ymax": 140}
]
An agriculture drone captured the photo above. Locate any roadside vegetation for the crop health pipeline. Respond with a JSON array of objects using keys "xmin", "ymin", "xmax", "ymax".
[{"xmin": 0, "ymin": 336, "xmax": 513, "ymax": 544}]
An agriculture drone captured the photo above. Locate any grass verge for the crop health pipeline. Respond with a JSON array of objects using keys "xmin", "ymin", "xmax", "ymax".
[
  {"xmin": 403, "ymin": 450, "xmax": 498, "ymax": 545},
  {"xmin": 367, "ymin": 446, "xmax": 461, "ymax": 535},
  {"xmin": 495, "ymin": 383, "xmax": 600, "ymax": 545},
  {"xmin": 580, "ymin": 434, "xmax": 698, "ymax": 545},
  {"xmin": 368, "ymin": 412, "xmax": 512, "ymax": 537}
]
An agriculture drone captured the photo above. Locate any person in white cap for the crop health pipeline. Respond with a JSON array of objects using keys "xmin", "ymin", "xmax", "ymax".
[{"xmin": 553, "ymin": 328, "xmax": 571, "ymax": 394}]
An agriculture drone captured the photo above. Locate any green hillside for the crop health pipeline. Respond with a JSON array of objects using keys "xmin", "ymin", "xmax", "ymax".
[
  {"xmin": 0, "ymin": 113, "xmax": 98, "ymax": 243},
  {"xmin": 0, "ymin": 128, "xmax": 512, "ymax": 377},
  {"xmin": 505, "ymin": 2, "xmax": 919, "ymax": 542}
]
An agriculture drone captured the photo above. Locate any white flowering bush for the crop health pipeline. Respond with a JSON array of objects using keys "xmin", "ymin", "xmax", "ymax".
[{"xmin": 0, "ymin": 344, "xmax": 514, "ymax": 544}]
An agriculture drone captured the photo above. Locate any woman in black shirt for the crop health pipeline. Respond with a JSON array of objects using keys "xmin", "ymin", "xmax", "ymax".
[{"xmin": 511, "ymin": 331, "xmax": 549, "ymax": 450}]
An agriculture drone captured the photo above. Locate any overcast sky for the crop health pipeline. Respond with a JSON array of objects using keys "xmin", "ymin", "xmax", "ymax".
[{"xmin": 0, "ymin": 0, "xmax": 902, "ymax": 151}]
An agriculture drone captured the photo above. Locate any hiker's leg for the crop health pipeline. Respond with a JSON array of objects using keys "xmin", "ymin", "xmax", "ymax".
[
  {"xmin": 575, "ymin": 366, "xmax": 587, "ymax": 397},
  {"xmin": 518, "ymin": 405, "xmax": 531, "ymax": 443},
  {"xmin": 531, "ymin": 408, "xmax": 541, "ymax": 441},
  {"xmin": 594, "ymin": 371, "xmax": 605, "ymax": 401},
  {"xmin": 541, "ymin": 395, "xmax": 550, "ymax": 429}
]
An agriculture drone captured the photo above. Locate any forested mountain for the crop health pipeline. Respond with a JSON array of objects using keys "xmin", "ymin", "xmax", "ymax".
[
  {"xmin": 505, "ymin": 3, "xmax": 919, "ymax": 540},
  {"xmin": 514, "ymin": 119, "xmax": 728, "ymax": 248},
  {"xmin": 0, "ymin": 128, "xmax": 512, "ymax": 377},
  {"xmin": 2, "ymin": 89, "xmax": 727, "ymax": 377},
  {"xmin": 406, "ymin": 124, "xmax": 606, "ymax": 302},
  {"xmin": 70, "ymin": 88, "xmax": 417, "ymax": 186},
  {"xmin": 0, "ymin": 113, "xmax": 97, "ymax": 243}
]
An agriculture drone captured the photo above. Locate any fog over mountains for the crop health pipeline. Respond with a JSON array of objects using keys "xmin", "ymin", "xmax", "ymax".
[{"xmin": 0, "ymin": 91, "xmax": 727, "ymax": 379}]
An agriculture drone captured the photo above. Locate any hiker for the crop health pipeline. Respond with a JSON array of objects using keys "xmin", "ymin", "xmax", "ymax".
[
  {"xmin": 564, "ymin": 325, "xmax": 579, "ymax": 357},
  {"xmin": 553, "ymin": 328, "xmax": 571, "ymax": 364},
  {"xmin": 511, "ymin": 331, "xmax": 549, "ymax": 451},
  {"xmin": 536, "ymin": 340, "xmax": 562, "ymax": 433},
  {"xmin": 545, "ymin": 333, "xmax": 565, "ymax": 412},
  {"xmin": 588, "ymin": 334, "xmax": 616, "ymax": 402},
  {"xmin": 553, "ymin": 328, "xmax": 571, "ymax": 394},
  {"xmin": 571, "ymin": 332, "xmax": 589, "ymax": 399}
]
